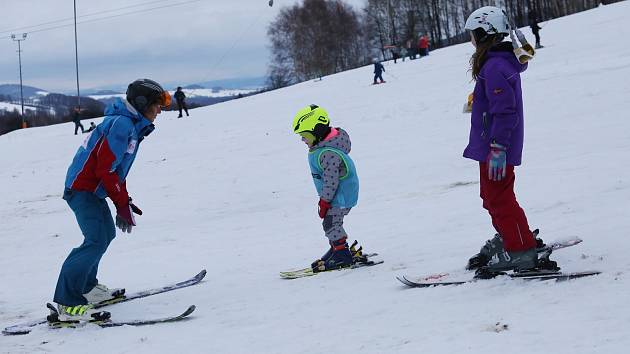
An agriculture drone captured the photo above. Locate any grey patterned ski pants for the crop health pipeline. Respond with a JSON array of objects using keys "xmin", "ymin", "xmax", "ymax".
[{"xmin": 323, "ymin": 207, "xmax": 351, "ymax": 242}]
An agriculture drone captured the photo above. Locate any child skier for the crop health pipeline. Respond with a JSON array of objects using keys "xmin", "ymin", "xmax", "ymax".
[
  {"xmin": 292, "ymin": 104, "xmax": 363, "ymax": 272},
  {"xmin": 462, "ymin": 7, "xmax": 555, "ymax": 277},
  {"xmin": 54, "ymin": 79, "xmax": 170, "ymax": 320},
  {"xmin": 373, "ymin": 59, "xmax": 385, "ymax": 84}
]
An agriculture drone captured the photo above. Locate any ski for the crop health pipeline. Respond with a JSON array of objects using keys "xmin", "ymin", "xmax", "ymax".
[
  {"xmin": 98, "ymin": 305, "xmax": 195, "ymax": 328},
  {"xmin": 280, "ymin": 258, "xmax": 384, "ymax": 279},
  {"xmin": 538, "ymin": 236, "xmax": 582, "ymax": 253},
  {"xmin": 395, "ymin": 234, "xmax": 585, "ymax": 288},
  {"xmin": 2, "ymin": 269, "xmax": 206, "ymax": 335},
  {"xmin": 46, "ymin": 303, "xmax": 196, "ymax": 330},
  {"xmin": 397, "ymin": 270, "xmax": 601, "ymax": 288},
  {"xmin": 280, "ymin": 252, "xmax": 377, "ymax": 276}
]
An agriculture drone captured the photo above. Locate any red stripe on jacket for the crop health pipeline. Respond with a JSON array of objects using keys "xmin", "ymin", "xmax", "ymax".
[{"xmin": 70, "ymin": 137, "xmax": 129, "ymax": 206}]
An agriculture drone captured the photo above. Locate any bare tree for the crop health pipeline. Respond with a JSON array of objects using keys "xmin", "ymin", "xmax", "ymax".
[
  {"xmin": 267, "ymin": 0, "xmax": 368, "ymax": 85},
  {"xmin": 363, "ymin": 0, "xmax": 617, "ymax": 54}
]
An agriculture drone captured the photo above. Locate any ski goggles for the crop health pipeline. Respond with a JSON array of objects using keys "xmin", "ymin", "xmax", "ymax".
[{"xmin": 155, "ymin": 91, "xmax": 172, "ymax": 108}]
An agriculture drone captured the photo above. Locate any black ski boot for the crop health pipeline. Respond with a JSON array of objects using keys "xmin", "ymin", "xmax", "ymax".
[
  {"xmin": 471, "ymin": 233, "xmax": 540, "ymax": 279},
  {"xmin": 466, "ymin": 234, "xmax": 502, "ymax": 270},
  {"xmin": 311, "ymin": 237, "xmax": 353, "ymax": 272},
  {"xmin": 467, "ymin": 229, "xmax": 547, "ymax": 270}
]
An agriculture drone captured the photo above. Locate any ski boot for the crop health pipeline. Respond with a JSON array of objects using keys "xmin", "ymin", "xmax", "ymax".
[
  {"xmin": 474, "ymin": 248, "xmax": 539, "ymax": 279},
  {"xmin": 50, "ymin": 303, "xmax": 111, "ymax": 323},
  {"xmin": 311, "ymin": 237, "xmax": 354, "ymax": 273},
  {"xmin": 83, "ymin": 283, "xmax": 125, "ymax": 305},
  {"xmin": 467, "ymin": 229, "xmax": 547, "ymax": 270},
  {"xmin": 466, "ymin": 233, "xmax": 502, "ymax": 270},
  {"xmin": 472, "ymin": 234, "xmax": 539, "ymax": 279}
]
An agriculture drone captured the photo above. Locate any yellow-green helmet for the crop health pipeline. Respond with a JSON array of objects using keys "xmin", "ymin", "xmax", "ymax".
[{"xmin": 292, "ymin": 104, "xmax": 330, "ymax": 135}]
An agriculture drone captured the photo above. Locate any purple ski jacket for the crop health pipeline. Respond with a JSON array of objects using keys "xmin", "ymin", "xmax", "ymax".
[{"xmin": 463, "ymin": 44, "xmax": 528, "ymax": 166}]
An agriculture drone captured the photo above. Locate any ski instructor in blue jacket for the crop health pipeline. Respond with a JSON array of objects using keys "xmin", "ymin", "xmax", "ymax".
[{"xmin": 53, "ymin": 79, "xmax": 171, "ymax": 321}]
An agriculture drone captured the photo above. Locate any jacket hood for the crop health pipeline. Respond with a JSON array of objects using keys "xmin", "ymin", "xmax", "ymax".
[
  {"xmin": 486, "ymin": 41, "xmax": 528, "ymax": 73},
  {"xmin": 105, "ymin": 97, "xmax": 154, "ymax": 138},
  {"xmin": 105, "ymin": 98, "xmax": 145, "ymax": 121},
  {"xmin": 311, "ymin": 127, "xmax": 351, "ymax": 154}
]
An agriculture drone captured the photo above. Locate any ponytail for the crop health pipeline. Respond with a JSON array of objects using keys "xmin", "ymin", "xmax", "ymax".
[{"xmin": 469, "ymin": 33, "xmax": 504, "ymax": 81}]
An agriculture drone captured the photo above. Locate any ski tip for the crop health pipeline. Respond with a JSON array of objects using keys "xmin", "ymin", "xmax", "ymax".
[
  {"xmin": 2, "ymin": 327, "xmax": 31, "ymax": 336},
  {"xmin": 396, "ymin": 275, "xmax": 414, "ymax": 287},
  {"xmin": 197, "ymin": 269, "xmax": 207, "ymax": 280},
  {"xmin": 182, "ymin": 305, "xmax": 196, "ymax": 317}
]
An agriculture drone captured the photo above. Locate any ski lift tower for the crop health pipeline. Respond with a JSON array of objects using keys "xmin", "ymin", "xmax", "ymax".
[{"xmin": 11, "ymin": 33, "xmax": 28, "ymax": 128}]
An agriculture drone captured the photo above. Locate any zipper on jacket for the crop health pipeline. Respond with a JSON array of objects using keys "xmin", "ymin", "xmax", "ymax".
[{"xmin": 481, "ymin": 112, "xmax": 488, "ymax": 138}]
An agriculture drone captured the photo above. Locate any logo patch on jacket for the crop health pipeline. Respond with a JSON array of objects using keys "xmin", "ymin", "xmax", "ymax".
[
  {"xmin": 127, "ymin": 139, "xmax": 137, "ymax": 153},
  {"xmin": 493, "ymin": 88, "xmax": 503, "ymax": 94}
]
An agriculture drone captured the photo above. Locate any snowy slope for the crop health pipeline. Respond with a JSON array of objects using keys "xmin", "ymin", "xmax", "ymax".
[
  {"xmin": 1, "ymin": 3, "xmax": 630, "ymax": 353},
  {"xmin": 0, "ymin": 102, "xmax": 38, "ymax": 113}
]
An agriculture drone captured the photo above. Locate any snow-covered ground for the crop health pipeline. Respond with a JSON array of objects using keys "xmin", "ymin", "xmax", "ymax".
[
  {"xmin": 0, "ymin": 102, "xmax": 38, "ymax": 113},
  {"xmin": 1, "ymin": 2, "xmax": 630, "ymax": 353}
]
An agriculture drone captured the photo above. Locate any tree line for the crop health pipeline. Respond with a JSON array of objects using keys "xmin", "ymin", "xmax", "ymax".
[
  {"xmin": 267, "ymin": 0, "xmax": 623, "ymax": 88},
  {"xmin": 0, "ymin": 94, "xmax": 104, "ymax": 136}
]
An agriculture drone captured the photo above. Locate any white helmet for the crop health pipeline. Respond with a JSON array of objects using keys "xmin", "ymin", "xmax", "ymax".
[{"xmin": 465, "ymin": 6, "xmax": 510, "ymax": 36}]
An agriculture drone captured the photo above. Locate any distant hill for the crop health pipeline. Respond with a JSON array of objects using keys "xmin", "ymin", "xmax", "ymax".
[
  {"xmin": 86, "ymin": 89, "xmax": 122, "ymax": 96},
  {"xmin": 195, "ymin": 76, "xmax": 266, "ymax": 90},
  {"xmin": 182, "ymin": 84, "xmax": 205, "ymax": 90},
  {"xmin": 0, "ymin": 84, "xmax": 49, "ymax": 100}
]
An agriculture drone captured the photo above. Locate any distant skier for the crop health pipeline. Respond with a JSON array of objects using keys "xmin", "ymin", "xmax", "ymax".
[
  {"xmin": 418, "ymin": 34, "xmax": 430, "ymax": 57},
  {"xmin": 529, "ymin": 12, "xmax": 543, "ymax": 49},
  {"xmin": 174, "ymin": 86, "xmax": 189, "ymax": 118},
  {"xmin": 72, "ymin": 107, "xmax": 84, "ymax": 135},
  {"xmin": 373, "ymin": 59, "xmax": 385, "ymax": 84},
  {"xmin": 291, "ymin": 104, "xmax": 365, "ymax": 272},
  {"xmin": 390, "ymin": 46, "xmax": 401, "ymax": 63},
  {"xmin": 54, "ymin": 78, "xmax": 170, "ymax": 320},
  {"xmin": 462, "ymin": 7, "xmax": 556, "ymax": 277},
  {"xmin": 405, "ymin": 39, "xmax": 415, "ymax": 60}
]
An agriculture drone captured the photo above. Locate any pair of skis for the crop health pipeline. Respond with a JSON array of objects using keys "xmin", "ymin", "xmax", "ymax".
[
  {"xmin": 280, "ymin": 240, "xmax": 384, "ymax": 279},
  {"xmin": 397, "ymin": 237, "xmax": 601, "ymax": 287},
  {"xmin": 280, "ymin": 253, "xmax": 383, "ymax": 279},
  {"xmin": 2, "ymin": 269, "xmax": 206, "ymax": 335}
]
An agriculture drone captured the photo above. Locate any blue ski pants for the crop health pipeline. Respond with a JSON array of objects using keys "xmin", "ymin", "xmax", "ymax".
[{"xmin": 53, "ymin": 189, "xmax": 116, "ymax": 306}]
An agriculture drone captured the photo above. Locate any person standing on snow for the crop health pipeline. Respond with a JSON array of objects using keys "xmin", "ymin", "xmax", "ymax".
[
  {"xmin": 529, "ymin": 12, "xmax": 543, "ymax": 49},
  {"xmin": 72, "ymin": 107, "xmax": 85, "ymax": 135},
  {"xmin": 462, "ymin": 7, "xmax": 556, "ymax": 277},
  {"xmin": 373, "ymin": 59, "xmax": 385, "ymax": 84},
  {"xmin": 174, "ymin": 86, "xmax": 189, "ymax": 118},
  {"xmin": 292, "ymin": 104, "xmax": 367, "ymax": 272},
  {"xmin": 418, "ymin": 34, "xmax": 430, "ymax": 57},
  {"xmin": 53, "ymin": 78, "xmax": 171, "ymax": 320}
]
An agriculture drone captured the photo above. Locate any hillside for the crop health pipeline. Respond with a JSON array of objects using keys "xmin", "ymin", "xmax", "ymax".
[{"xmin": 1, "ymin": 2, "xmax": 629, "ymax": 353}]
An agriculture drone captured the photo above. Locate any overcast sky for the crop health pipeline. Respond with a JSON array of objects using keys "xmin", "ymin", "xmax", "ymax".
[{"xmin": 0, "ymin": 0, "xmax": 366, "ymax": 93}]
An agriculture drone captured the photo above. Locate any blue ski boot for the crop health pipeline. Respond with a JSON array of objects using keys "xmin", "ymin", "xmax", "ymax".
[{"xmin": 311, "ymin": 237, "xmax": 354, "ymax": 272}]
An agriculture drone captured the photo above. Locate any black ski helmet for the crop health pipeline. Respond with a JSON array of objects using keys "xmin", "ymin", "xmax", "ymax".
[{"xmin": 126, "ymin": 78, "xmax": 169, "ymax": 113}]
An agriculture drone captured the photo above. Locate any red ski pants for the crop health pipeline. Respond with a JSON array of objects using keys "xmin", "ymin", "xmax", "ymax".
[{"xmin": 479, "ymin": 162, "xmax": 536, "ymax": 251}]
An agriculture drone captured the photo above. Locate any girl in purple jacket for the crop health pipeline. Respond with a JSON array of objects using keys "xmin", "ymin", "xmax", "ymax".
[{"xmin": 462, "ymin": 7, "xmax": 556, "ymax": 276}]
